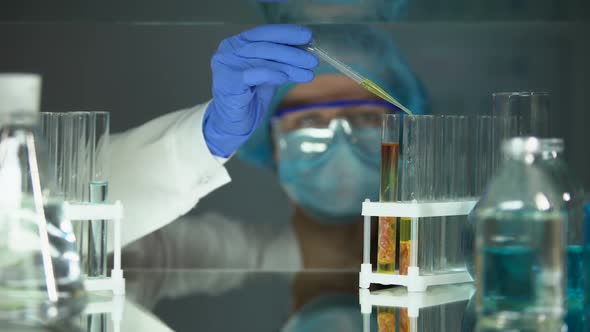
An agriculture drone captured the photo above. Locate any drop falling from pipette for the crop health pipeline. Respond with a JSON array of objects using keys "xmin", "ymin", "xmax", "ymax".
[{"xmin": 302, "ymin": 40, "xmax": 414, "ymax": 116}]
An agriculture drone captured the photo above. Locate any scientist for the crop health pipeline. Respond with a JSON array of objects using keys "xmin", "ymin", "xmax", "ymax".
[
  {"xmin": 121, "ymin": 24, "xmax": 427, "ymax": 271},
  {"xmin": 110, "ymin": 25, "xmax": 318, "ymax": 247}
]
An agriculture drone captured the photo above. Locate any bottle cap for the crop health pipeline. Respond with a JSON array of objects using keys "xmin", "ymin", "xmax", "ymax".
[{"xmin": 0, "ymin": 73, "xmax": 42, "ymax": 114}]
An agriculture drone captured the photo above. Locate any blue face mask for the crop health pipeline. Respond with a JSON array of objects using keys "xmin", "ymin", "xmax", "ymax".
[{"xmin": 277, "ymin": 127, "xmax": 380, "ymax": 223}]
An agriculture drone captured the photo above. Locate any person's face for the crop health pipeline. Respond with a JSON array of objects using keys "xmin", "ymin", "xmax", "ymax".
[
  {"xmin": 271, "ymin": 74, "xmax": 388, "ymax": 222},
  {"xmin": 275, "ymin": 74, "xmax": 386, "ymax": 133},
  {"xmin": 274, "ymin": 74, "xmax": 390, "ymax": 152}
]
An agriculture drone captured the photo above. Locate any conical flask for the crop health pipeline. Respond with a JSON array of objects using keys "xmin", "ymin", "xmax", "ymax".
[{"xmin": 0, "ymin": 74, "xmax": 86, "ymax": 323}]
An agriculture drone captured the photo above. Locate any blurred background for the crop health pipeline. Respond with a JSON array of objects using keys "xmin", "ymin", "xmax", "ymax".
[{"xmin": 0, "ymin": 0, "xmax": 588, "ymax": 227}]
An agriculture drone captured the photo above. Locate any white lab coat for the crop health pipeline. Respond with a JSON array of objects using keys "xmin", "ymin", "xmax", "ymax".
[
  {"xmin": 108, "ymin": 102, "xmax": 231, "ymax": 247},
  {"xmin": 109, "ymin": 102, "xmax": 304, "ymax": 270},
  {"xmin": 124, "ymin": 213, "xmax": 301, "ymax": 309}
]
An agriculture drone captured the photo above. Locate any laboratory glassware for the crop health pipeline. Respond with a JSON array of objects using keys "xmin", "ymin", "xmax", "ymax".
[
  {"xmin": 537, "ymin": 140, "xmax": 585, "ymax": 302},
  {"xmin": 377, "ymin": 114, "xmax": 402, "ymax": 273},
  {"xmin": 301, "ymin": 40, "xmax": 413, "ymax": 116},
  {"xmin": 473, "ymin": 137, "xmax": 567, "ymax": 331},
  {"xmin": 39, "ymin": 111, "xmax": 110, "ymax": 278},
  {"xmin": 376, "ymin": 114, "xmax": 476, "ymax": 277},
  {"xmin": 87, "ymin": 112, "xmax": 109, "ymax": 279},
  {"xmin": 464, "ymin": 93, "xmax": 540, "ymax": 278},
  {"xmin": 0, "ymin": 74, "xmax": 86, "ymax": 323},
  {"xmin": 398, "ymin": 115, "xmax": 472, "ymax": 275},
  {"xmin": 363, "ymin": 114, "xmax": 504, "ymax": 291},
  {"xmin": 493, "ymin": 91, "xmax": 550, "ymax": 138}
]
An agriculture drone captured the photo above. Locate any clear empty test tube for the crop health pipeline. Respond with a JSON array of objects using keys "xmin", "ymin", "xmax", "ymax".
[
  {"xmin": 40, "ymin": 113, "xmax": 61, "ymax": 190},
  {"xmin": 378, "ymin": 114, "xmax": 402, "ymax": 273},
  {"xmin": 87, "ymin": 112, "xmax": 109, "ymax": 278},
  {"xmin": 444, "ymin": 116, "xmax": 470, "ymax": 272},
  {"xmin": 400, "ymin": 115, "xmax": 435, "ymax": 275}
]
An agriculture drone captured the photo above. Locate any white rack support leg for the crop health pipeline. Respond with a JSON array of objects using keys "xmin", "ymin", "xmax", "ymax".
[
  {"xmin": 64, "ymin": 201, "xmax": 126, "ymax": 295},
  {"xmin": 360, "ymin": 200, "xmax": 373, "ymax": 289}
]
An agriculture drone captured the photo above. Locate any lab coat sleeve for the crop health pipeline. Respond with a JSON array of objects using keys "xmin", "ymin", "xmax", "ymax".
[
  {"xmin": 123, "ymin": 212, "xmax": 302, "ymax": 304},
  {"xmin": 108, "ymin": 102, "xmax": 231, "ymax": 247}
]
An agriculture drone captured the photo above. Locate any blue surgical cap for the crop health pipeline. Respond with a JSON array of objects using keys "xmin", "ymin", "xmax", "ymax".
[
  {"xmin": 238, "ymin": 24, "xmax": 429, "ymax": 169},
  {"xmin": 257, "ymin": 0, "xmax": 409, "ymax": 23}
]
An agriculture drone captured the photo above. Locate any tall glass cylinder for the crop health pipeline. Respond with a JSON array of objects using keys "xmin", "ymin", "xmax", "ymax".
[
  {"xmin": 377, "ymin": 114, "xmax": 401, "ymax": 273},
  {"xmin": 492, "ymin": 92, "xmax": 551, "ymax": 138}
]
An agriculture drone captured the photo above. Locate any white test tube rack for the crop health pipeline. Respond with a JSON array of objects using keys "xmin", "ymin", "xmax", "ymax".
[
  {"xmin": 63, "ymin": 201, "xmax": 125, "ymax": 295},
  {"xmin": 359, "ymin": 283, "xmax": 475, "ymax": 332},
  {"xmin": 359, "ymin": 199, "xmax": 477, "ymax": 292}
]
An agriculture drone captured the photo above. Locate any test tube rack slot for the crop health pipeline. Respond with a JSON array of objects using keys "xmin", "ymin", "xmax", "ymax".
[
  {"xmin": 359, "ymin": 199, "xmax": 477, "ymax": 292},
  {"xmin": 63, "ymin": 201, "xmax": 125, "ymax": 295}
]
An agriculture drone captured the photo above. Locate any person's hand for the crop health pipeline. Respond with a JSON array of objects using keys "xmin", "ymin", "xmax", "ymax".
[{"xmin": 203, "ymin": 25, "xmax": 318, "ymax": 158}]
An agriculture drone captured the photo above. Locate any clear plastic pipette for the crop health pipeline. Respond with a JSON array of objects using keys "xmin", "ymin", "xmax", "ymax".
[{"xmin": 302, "ymin": 41, "xmax": 413, "ymax": 116}]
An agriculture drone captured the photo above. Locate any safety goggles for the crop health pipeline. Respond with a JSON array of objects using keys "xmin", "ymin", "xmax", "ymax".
[
  {"xmin": 272, "ymin": 99, "xmax": 401, "ymax": 159},
  {"xmin": 272, "ymin": 99, "xmax": 400, "ymax": 133}
]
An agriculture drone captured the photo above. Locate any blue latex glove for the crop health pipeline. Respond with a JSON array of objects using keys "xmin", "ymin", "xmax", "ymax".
[{"xmin": 203, "ymin": 25, "xmax": 319, "ymax": 158}]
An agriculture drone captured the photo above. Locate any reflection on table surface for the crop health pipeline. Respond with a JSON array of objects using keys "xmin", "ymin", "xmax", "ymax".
[
  {"xmin": 360, "ymin": 283, "xmax": 475, "ymax": 332},
  {"xmin": 3, "ymin": 268, "xmax": 586, "ymax": 331}
]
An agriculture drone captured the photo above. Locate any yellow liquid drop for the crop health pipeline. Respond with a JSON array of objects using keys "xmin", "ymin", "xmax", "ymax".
[{"xmin": 360, "ymin": 79, "xmax": 414, "ymax": 116}]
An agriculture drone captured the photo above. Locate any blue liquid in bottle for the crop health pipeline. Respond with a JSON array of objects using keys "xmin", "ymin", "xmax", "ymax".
[
  {"xmin": 476, "ymin": 209, "xmax": 565, "ymax": 331},
  {"xmin": 568, "ymin": 245, "xmax": 584, "ymax": 302},
  {"xmin": 482, "ymin": 245, "xmax": 535, "ymax": 311},
  {"xmin": 565, "ymin": 245, "xmax": 585, "ymax": 332}
]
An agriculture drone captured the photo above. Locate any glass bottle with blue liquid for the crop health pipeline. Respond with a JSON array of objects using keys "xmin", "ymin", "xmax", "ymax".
[
  {"xmin": 539, "ymin": 139, "xmax": 586, "ymax": 331},
  {"xmin": 472, "ymin": 137, "xmax": 568, "ymax": 331}
]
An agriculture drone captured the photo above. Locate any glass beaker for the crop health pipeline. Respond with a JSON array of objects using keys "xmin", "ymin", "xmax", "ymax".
[
  {"xmin": 377, "ymin": 114, "xmax": 402, "ymax": 273},
  {"xmin": 473, "ymin": 137, "xmax": 567, "ymax": 331},
  {"xmin": 0, "ymin": 75, "xmax": 86, "ymax": 323}
]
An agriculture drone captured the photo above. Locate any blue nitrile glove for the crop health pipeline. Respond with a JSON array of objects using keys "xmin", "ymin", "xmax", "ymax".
[{"xmin": 203, "ymin": 25, "xmax": 318, "ymax": 158}]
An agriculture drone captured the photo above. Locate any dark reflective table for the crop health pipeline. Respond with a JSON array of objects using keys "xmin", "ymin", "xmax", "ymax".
[
  {"xmin": 2, "ymin": 269, "xmax": 477, "ymax": 331},
  {"xmin": 5, "ymin": 268, "xmax": 589, "ymax": 331}
]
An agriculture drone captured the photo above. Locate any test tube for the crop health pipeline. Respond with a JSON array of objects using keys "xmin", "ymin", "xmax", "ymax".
[
  {"xmin": 400, "ymin": 115, "xmax": 434, "ymax": 275},
  {"xmin": 87, "ymin": 111, "xmax": 109, "ymax": 278},
  {"xmin": 40, "ymin": 112, "xmax": 61, "ymax": 191},
  {"xmin": 421, "ymin": 116, "xmax": 435, "ymax": 275},
  {"xmin": 445, "ymin": 116, "xmax": 470, "ymax": 272},
  {"xmin": 377, "ymin": 114, "xmax": 402, "ymax": 273},
  {"xmin": 376, "ymin": 307, "xmax": 396, "ymax": 331},
  {"xmin": 472, "ymin": 116, "xmax": 495, "ymax": 196},
  {"xmin": 39, "ymin": 111, "xmax": 110, "ymax": 278}
]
